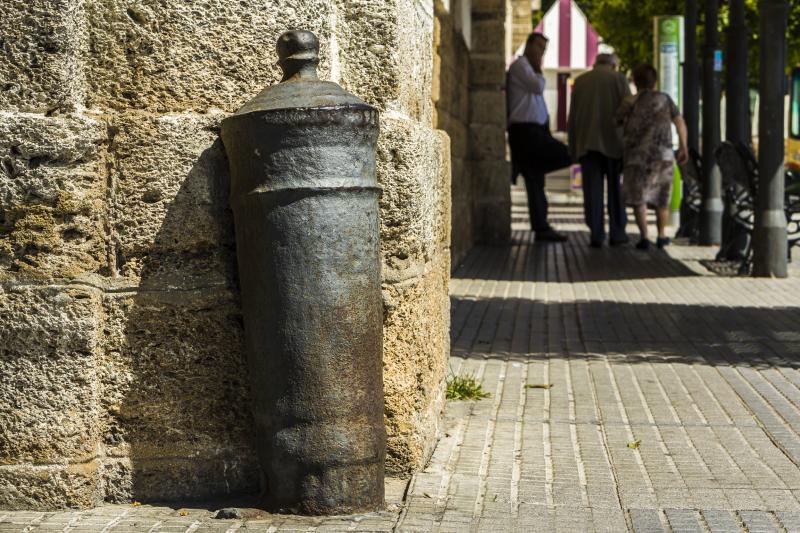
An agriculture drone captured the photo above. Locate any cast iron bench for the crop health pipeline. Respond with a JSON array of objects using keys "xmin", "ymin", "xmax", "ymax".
[
  {"xmin": 676, "ymin": 149, "xmax": 703, "ymax": 242},
  {"xmin": 715, "ymin": 141, "xmax": 800, "ymax": 274}
]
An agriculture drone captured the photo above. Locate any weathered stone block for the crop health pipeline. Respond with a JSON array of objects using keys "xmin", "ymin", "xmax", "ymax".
[
  {"xmin": 120, "ymin": 458, "xmax": 259, "ymax": 503},
  {"xmin": 434, "ymin": 6, "xmax": 472, "ymax": 267},
  {"xmin": 448, "ymin": 121, "xmax": 469, "ymax": 159},
  {"xmin": 94, "ymin": 456, "xmax": 258, "ymax": 504},
  {"xmin": 469, "ymin": 124, "xmax": 507, "ymax": 160},
  {"xmin": 108, "ymin": 111, "xmax": 235, "ymax": 285},
  {"xmin": 336, "ymin": 0, "xmax": 434, "ymax": 123},
  {"xmin": 470, "ymin": 17, "xmax": 507, "ymax": 53},
  {"xmin": 451, "ymin": 162, "xmax": 473, "ymax": 267},
  {"xmin": 396, "ymin": 0, "xmax": 435, "ymax": 122},
  {"xmin": 472, "ymin": 160, "xmax": 510, "ymax": 194},
  {"xmin": 0, "ymin": 0, "xmax": 88, "ymax": 112},
  {"xmin": 471, "ymin": 0, "xmax": 507, "ymax": 16},
  {"xmin": 0, "ymin": 463, "xmax": 100, "ymax": 510},
  {"xmin": 472, "ymin": 160, "xmax": 511, "ymax": 242},
  {"xmin": 95, "ymin": 458, "xmax": 132, "ymax": 504},
  {"xmin": 0, "ymin": 113, "xmax": 108, "ymax": 280},
  {"xmin": 454, "ymin": 78, "xmax": 470, "ymax": 119},
  {"xmin": 432, "ymin": 11, "xmax": 445, "ymax": 107},
  {"xmin": 0, "ymin": 284, "xmax": 102, "ymax": 464},
  {"xmin": 99, "ymin": 288, "xmax": 257, "ymax": 501},
  {"xmin": 474, "ymin": 203, "xmax": 511, "ymax": 243},
  {"xmin": 470, "ymin": 90, "xmax": 506, "ymax": 125},
  {"xmin": 377, "ymin": 115, "xmax": 450, "ymax": 473},
  {"xmin": 85, "ymin": 0, "xmax": 335, "ymax": 113},
  {"xmin": 378, "ymin": 119, "xmax": 451, "ymax": 281},
  {"xmin": 382, "ymin": 254, "xmax": 450, "ymax": 475},
  {"xmin": 450, "ymin": 195, "xmax": 472, "ymax": 262},
  {"xmin": 469, "ymin": 55, "xmax": 507, "ymax": 86}
]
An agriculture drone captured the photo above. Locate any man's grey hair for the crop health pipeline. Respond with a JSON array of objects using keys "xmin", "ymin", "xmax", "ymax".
[{"xmin": 595, "ymin": 53, "xmax": 618, "ymax": 67}]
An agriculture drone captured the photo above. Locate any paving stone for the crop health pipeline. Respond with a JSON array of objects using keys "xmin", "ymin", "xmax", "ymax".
[
  {"xmin": 701, "ymin": 509, "xmax": 744, "ymax": 532},
  {"xmin": 629, "ymin": 508, "xmax": 665, "ymax": 532},
  {"xmin": 738, "ymin": 510, "xmax": 782, "ymax": 532}
]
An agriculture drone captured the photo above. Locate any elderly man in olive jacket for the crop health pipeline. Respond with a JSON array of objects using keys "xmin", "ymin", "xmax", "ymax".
[{"xmin": 568, "ymin": 53, "xmax": 631, "ymax": 247}]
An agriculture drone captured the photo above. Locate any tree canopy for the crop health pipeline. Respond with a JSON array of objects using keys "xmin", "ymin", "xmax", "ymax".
[{"xmin": 534, "ymin": 0, "xmax": 800, "ymax": 83}]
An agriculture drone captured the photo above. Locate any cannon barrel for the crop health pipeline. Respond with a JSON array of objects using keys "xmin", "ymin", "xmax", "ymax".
[{"xmin": 221, "ymin": 30, "xmax": 385, "ymax": 514}]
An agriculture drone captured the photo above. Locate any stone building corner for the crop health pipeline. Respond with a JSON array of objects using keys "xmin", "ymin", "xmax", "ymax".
[{"xmin": 0, "ymin": 0, "xmax": 525, "ymax": 510}]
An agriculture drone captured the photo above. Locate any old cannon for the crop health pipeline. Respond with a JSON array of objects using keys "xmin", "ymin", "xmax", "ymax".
[{"xmin": 221, "ymin": 30, "xmax": 385, "ymax": 514}]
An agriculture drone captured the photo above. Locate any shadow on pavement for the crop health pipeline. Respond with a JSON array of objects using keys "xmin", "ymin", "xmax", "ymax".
[
  {"xmin": 454, "ymin": 231, "xmax": 701, "ymax": 283},
  {"xmin": 450, "ymin": 296, "xmax": 800, "ymax": 370}
]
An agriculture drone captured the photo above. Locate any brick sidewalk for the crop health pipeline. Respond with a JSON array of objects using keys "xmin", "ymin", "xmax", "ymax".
[
  {"xmin": 398, "ymin": 188, "xmax": 800, "ymax": 532},
  {"xmin": 5, "ymin": 187, "xmax": 800, "ymax": 532}
]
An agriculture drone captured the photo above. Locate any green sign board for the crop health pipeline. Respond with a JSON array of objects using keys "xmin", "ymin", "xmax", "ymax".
[
  {"xmin": 654, "ymin": 16, "xmax": 685, "ymax": 216},
  {"xmin": 654, "ymin": 16, "xmax": 684, "ymax": 107}
]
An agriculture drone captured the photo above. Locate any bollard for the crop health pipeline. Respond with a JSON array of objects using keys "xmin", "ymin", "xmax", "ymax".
[{"xmin": 220, "ymin": 30, "xmax": 385, "ymax": 514}]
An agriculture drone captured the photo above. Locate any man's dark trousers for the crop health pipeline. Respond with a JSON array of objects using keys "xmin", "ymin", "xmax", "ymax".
[
  {"xmin": 579, "ymin": 150, "xmax": 627, "ymax": 244},
  {"xmin": 508, "ymin": 122, "xmax": 571, "ymax": 232}
]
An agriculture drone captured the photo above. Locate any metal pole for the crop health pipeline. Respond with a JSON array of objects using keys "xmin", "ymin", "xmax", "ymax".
[
  {"xmin": 716, "ymin": 0, "xmax": 751, "ymax": 261},
  {"xmin": 684, "ymin": 0, "xmax": 699, "ymax": 154},
  {"xmin": 676, "ymin": 0, "xmax": 700, "ymax": 240},
  {"xmin": 700, "ymin": 0, "xmax": 723, "ymax": 245},
  {"xmin": 752, "ymin": 0, "xmax": 788, "ymax": 277},
  {"xmin": 726, "ymin": 0, "xmax": 749, "ymax": 145}
]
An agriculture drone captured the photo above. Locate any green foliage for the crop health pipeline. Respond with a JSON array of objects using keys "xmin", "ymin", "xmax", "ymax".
[
  {"xmin": 577, "ymin": 0, "xmax": 683, "ymax": 71},
  {"xmin": 446, "ymin": 374, "xmax": 490, "ymax": 401},
  {"xmin": 532, "ymin": 0, "xmax": 558, "ymax": 28},
  {"xmin": 740, "ymin": 0, "xmax": 800, "ymax": 82},
  {"xmin": 529, "ymin": 0, "xmax": 800, "ymax": 84}
]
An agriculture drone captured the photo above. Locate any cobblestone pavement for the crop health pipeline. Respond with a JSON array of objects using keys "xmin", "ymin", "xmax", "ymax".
[{"xmin": 5, "ymin": 186, "xmax": 800, "ymax": 532}]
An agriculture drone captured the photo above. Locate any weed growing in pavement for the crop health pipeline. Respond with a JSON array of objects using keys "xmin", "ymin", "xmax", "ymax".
[{"xmin": 446, "ymin": 373, "xmax": 490, "ymax": 401}]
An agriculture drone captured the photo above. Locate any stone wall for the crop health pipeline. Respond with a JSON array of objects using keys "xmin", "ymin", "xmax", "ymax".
[
  {"xmin": 0, "ymin": 0, "xmax": 450, "ymax": 508},
  {"xmin": 470, "ymin": 0, "xmax": 512, "ymax": 244},
  {"xmin": 434, "ymin": 0, "xmax": 515, "ymax": 269},
  {"xmin": 434, "ymin": 1, "xmax": 472, "ymax": 268}
]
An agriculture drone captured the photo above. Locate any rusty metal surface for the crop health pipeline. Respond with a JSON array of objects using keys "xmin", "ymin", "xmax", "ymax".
[{"xmin": 221, "ymin": 30, "xmax": 385, "ymax": 515}]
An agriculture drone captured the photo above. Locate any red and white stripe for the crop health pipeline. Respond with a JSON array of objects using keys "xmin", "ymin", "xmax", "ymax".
[{"xmin": 535, "ymin": 0, "xmax": 600, "ymax": 70}]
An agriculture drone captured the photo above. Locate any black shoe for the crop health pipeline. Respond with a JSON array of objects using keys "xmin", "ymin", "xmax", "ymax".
[
  {"xmin": 656, "ymin": 236, "xmax": 671, "ymax": 249},
  {"xmin": 635, "ymin": 238, "xmax": 651, "ymax": 250},
  {"xmin": 536, "ymin": 228, "xmax": 568, "ymax": 242},
  {"xmin": 589, "ymin": 240, "xmax": 603, "ymax": 248},
  {"xmin": 609, "ymin": 237, "xmax": 629, "ymax": 247}
]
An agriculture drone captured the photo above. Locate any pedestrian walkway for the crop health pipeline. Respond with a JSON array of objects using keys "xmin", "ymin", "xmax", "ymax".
[
  {"xmin": 4, "ymin": 186, "xmax": 800, "ymax": 532},
  {"xmin": 398, "ymin": 186, "xmax": 800, "ymax": 532}
]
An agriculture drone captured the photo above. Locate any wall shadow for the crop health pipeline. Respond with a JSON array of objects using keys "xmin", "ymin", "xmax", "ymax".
[
  {"xmin": 112, "ymin": 134, "xmax": 260, "ymax": 505},
  {"xmin": 450, "ymin": 296, "xmax": 800, "ymax": 370}
]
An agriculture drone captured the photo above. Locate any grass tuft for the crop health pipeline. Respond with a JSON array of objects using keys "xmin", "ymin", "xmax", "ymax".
[{"xmin": 446, "ymin": 374, "xmax": 490, "ymax": 401}]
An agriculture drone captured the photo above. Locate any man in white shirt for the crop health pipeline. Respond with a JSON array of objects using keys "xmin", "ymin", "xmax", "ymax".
[{"xmin": 507, "ymin": 32, "xmax": 571, "ymax": 242}]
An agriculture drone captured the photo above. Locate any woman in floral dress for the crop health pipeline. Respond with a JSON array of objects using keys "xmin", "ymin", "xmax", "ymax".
[{"xmin": 616, "ymin": 64, "xmax": 689, "ymax": 250}]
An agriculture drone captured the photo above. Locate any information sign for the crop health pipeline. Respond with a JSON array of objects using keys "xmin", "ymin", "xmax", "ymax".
[{"xmin": 654, "ymin": 16, "xmax": 685, "ymax": 223}]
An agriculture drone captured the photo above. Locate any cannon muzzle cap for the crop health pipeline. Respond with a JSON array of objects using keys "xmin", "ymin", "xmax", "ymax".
[
  {"xmin": 278, "ymin": 30, "xmax": 318, "ymax": 62},
  {"xmin": 225, "ymin": 30, "xmax": 372, "ymax": 118},
  {"xmin": 278, "ymin": 30, "xmax": 320, "ymax": 82}
]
